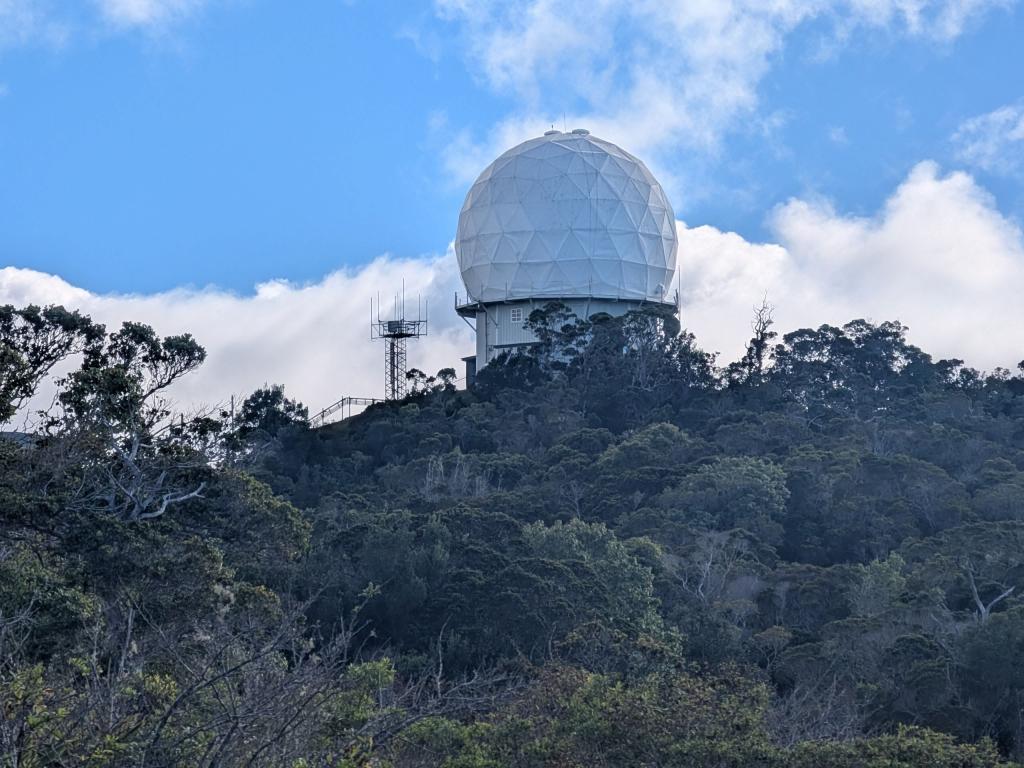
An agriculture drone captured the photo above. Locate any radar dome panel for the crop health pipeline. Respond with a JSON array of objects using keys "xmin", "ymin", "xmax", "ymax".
[{"xmin": 455, "ymin": 132, "xmax": 678, "ymax": 304}]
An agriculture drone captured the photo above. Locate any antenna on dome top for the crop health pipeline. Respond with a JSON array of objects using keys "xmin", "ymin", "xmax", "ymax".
[{"xmin": 371, "ymin": 282, "xmax": 428, "ymax": 401}]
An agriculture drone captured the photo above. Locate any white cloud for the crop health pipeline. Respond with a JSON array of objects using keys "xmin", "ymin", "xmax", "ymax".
[
  {"xmin": 94, "ymin": 0, "xmax": 206, "ymax": 29},
  {"xmin": 0, "ymin": 0, "xmax": 34, "ymax": 46},
  {"xmin": 953, "ymin": 102, "xmax": 1024, "ymax": 175},
  {"xmin": 680, "ymin": 161, "xmax": 1024, "ymax": 369},
  {"xmin": 397, "ymin": 22, "xmax": 443, "ymax": 64},
  {"xmin": 0, "ymin": 253, "xmax": 473, "ymax": 419},
  {"xmin": 433, "ymin": 0, "xmax": 1012, "ymax": 188},
  {"xmin": 0, "ymin": 0, "xmax": 207, "ymax": 49},
  {"xmin": 828, "ymin": 126, "xmax": 849, "ymax": 145},
  {"xmin": 2, "ymin": 162, "xmax": 1021, "ymax": 420},
  {"xmin": 0, "ymin": 0, "xmax": 70, "ymax": 49}
]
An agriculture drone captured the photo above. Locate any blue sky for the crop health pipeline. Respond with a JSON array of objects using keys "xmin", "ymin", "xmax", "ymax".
[
  {"xmin": 2, "ymin": 0, "xmax": 1021, "ymax": 294},
  {"xmin": 2, "ymin": 0, "xmax": 1024, "ymax": 407},
  {"xmin": 2, "ymin": 2, "xmax": 484, "ymax": 291}
]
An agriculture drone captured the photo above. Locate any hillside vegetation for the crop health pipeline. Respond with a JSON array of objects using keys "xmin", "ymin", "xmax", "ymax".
[{"xmin": 3, "ymin": 301, "xmax": 1024, "ymax": 767}]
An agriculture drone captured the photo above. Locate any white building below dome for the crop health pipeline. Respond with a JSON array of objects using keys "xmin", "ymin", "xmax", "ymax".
[{"xmin": 454, "ymin": 129, "xmax": 679, "ymax": 378}]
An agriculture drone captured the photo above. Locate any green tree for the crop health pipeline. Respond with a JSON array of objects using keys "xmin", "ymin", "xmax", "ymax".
[
  {"xmin": 0, "ymin": 304, "xmax": 103, "ymax": 423},
  {"xmin": 657, "ymin": 456, "xmax": 789, "ymax": 546}
]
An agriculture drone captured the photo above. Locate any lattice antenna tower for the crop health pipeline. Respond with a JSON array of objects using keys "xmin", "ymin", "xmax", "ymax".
[{"xmin": 371, "ymin": 284, "xmax": 428, "ymax": 401}]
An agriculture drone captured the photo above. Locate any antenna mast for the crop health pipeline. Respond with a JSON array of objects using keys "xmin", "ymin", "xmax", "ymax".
[{"xmin": 371, "ymin": 285, "xmax": 428, "ymax": 401}]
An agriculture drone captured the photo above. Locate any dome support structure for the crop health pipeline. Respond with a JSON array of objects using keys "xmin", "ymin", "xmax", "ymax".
[{"xmin": 453, "ymin": 130, "xmax": 679, "ymax": 377}]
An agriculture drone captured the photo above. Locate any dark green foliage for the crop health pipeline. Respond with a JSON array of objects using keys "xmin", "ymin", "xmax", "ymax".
[
  {"xmin": 656, "ymin": 456, "xmax": 789, "ymax": 546},
  {"xmin": 0, "ymin": 304, "xmax": 104, "ymax": 422},
  {"xmin": 233, "ymin": 383, "xmax": 309, "ymax": 435},
  {"xmin": 4, "ymin": 302, "xmax": 1024, "ymax": 766}
]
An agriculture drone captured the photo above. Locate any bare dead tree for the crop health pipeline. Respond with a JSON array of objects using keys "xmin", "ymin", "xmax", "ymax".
[
  {"xmin": 0, "ymin": 583, "xmax": 522, "ymax": 768},
  {"xmin": 27, "ymin": 410, "xmax": 212, "ymax": 524},
  {"xmin": 729, "ymin": 296, "xmax": 777, "ymax": 385},
  {"xmin": 560, "ymin": 479, "xmax": 585, "ymax": 517},
  {"xmin": 768, "ymin": 674, "xmax": 865, "ymax": 747},
  {"xmin": 964, "ymin": 557, "xmax": 1016, "ymax": 623},
  {"xmin": 674, "ymin": 529, "xmax": 765, "ymax": 609}
]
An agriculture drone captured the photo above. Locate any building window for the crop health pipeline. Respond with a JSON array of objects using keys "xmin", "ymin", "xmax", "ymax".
[{"xmin": 510, "ymin": 307, "xmax": 524, "ymax": 324}]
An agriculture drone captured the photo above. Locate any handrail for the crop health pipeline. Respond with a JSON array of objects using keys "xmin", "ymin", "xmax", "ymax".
[{"xmin": 309, "ymin": 396, "xmax": 382, "ymax": 428}]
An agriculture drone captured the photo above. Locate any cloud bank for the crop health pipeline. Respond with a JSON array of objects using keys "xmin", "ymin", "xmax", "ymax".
[
  {"xmin": 0, "ymin": 253, "xmax": 472, "ymax": 418},
  {"xmin": 3, "ymin": 161, "xmax": 1022, "ymax": 419},
  {"xmin": 680, "ymin": 162, "xmax": 1024, "ymax": 369}
]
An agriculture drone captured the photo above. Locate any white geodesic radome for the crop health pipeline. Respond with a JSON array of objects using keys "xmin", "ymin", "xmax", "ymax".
[{"xmin": 455, "ymin": 130, "xmax": 678, "ymax": 305}]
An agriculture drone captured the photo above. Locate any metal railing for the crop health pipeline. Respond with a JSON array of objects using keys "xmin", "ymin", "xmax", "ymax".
[{"xmin": 308, "ymin": 396, "xmax": 381, "ymax": 428}]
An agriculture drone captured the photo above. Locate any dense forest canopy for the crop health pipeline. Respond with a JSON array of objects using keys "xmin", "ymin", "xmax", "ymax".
[{"xmin": 3, "ymin": 299, "xmax": 1024, "ymax": 766}]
